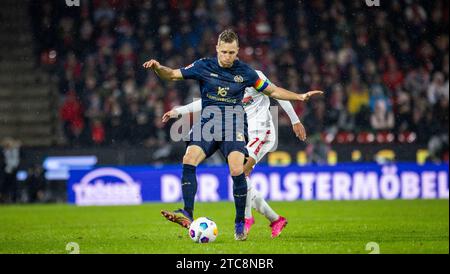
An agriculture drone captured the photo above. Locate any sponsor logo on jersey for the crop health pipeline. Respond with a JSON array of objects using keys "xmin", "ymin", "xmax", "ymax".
[
  {"xmin": 210, "ymin": 73, "xmax": 219, "ymax": 77},
  {"xmin": 217, "ymin": 86, "xmax": 229, "ymax": 97},
  {"xmin": 206, "ymin": 94, "xmax": 237, "ymax": 104},
  {"xmin": 234, "ymin": 75, "xmax": 244, "ymax": 83}
]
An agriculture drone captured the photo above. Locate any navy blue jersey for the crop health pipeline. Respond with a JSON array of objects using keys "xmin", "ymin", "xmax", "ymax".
[
  {"xmin": 179, "ymin": 57, "xmax": 270, "ymax": 159},
  {"xmin": 180, "ymin": 57, "xmax": 269, "ymax": 109},
  {"xmin": 180, "ymin": 57, "xmax": 270, "ymax": 141}
]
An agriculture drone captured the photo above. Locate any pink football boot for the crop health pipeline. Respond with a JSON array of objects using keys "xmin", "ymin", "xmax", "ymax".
[
  {"xmin": 270, "ymin": 216, "xmax": 288, "ymax": 238},
  {"xmin": 244, "ymin": 217, "xmax": 255, "ymax": 234}
]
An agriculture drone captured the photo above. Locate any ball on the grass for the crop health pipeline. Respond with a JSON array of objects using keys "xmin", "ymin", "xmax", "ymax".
[{"xmin": 188, "ymin": 217, "xmax": 218, "ymax": 243}]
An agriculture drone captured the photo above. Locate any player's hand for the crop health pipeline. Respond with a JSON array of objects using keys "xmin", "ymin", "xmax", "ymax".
[
  {"xmin": 162, "ymin": 109, "xmax": 180, "ymax": 123},
  {"xmin": 143, "ymin": 59, "xmax": 161, "ymax": 70},
  {"xmin": 292, "ymin": 122, "xmax": 307, "ymax": 141},
  {"xmin": 299, "ymin": 90, "xmax": 324, "ymax": 101}
]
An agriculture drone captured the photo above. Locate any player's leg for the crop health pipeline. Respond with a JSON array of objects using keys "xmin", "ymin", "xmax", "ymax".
[
  {"xmin": 244, "ymin": 157, "xmax": 279, "ymax": 222},
  {"xmin": 244, "ymin": 157, "xmax": 283, "ymax": 234},
  {"xmin": 245, "ymin": 129, "xmax": 287, "ymax": 237},
  {"xmin": 227, "ymin": 150, "xmax": 248, "ymax": 240},
  {"xmin": 248, "ymin": 177, "xmax": 287, "ymax": 238},
  {"xmin": 243, "ymin": 157, "xmax": 256, "ymax": 231},
  {"xmin": 161, "ymin": 145, "xmax": 206, "ymax": 228},
  {"xmin": 181, "ymin": 145, "xmax": 206, "ymax": 217},
  {"xmin": 244, "ymin": 134, "xmax": 262, "ymax": 223}
]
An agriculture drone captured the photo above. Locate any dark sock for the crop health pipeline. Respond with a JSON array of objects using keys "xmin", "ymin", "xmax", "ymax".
[
  {"xmin": 182, "ymin": 164, "xmax": 197, "ymax": 219},
  {"xmin": 232, "ymin": 173, "xmax": 247, "ymax": 223}
]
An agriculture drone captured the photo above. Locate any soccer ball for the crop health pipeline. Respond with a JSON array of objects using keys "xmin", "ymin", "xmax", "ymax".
[{"xmin": 188, "ymin": 217, "xmax": 218, "ymax": 243}]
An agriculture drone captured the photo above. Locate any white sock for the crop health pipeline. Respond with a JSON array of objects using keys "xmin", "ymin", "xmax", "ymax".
[
  {"xmin": 252, "ymin": 189, "xmax": 279, "ymax": 223},
  {"xmin": 244, "ymin": 177, "xmax": 254, "ymax": 219}
]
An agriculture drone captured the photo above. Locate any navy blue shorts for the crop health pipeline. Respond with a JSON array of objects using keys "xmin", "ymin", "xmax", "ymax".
[
  {"xmin": 185, "ymin": 120, "xmax": 249, "ymax": 159},
  {"xmin": 188, "ymin": 139, "xmax": 248, "ymax": 159}
]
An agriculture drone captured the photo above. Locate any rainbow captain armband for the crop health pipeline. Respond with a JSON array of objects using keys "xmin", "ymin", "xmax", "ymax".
[{"xmin": 254, "ymin": 78, "xmax": 270, "ymax": 92}]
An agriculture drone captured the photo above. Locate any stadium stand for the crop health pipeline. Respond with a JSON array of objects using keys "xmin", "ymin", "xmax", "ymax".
[
  {"xmin": 27, "ymin": 0, "xmax": 448, "ymax": 148},
  {"xmin": 0, "ymin": 0, "xmax": 59, "ymax": 147},
  {"xmin": 2, "ymin": 0, "xmax": 448, "ymax": 151}
]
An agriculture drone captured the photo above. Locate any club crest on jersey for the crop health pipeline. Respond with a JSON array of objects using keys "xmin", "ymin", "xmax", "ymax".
[
  {"xmin": 234, "ymin": 75, "xmax": 244, "ymax": 83},
  {"xmin": 217, "ymin": 86, "xmax": 229, "ymax": 97},
  {"xmin": 242, "ymin": 96, "xmax": 254, "ymax": 107}
]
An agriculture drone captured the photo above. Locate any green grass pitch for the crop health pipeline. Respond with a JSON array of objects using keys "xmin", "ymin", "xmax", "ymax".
[{"xmin": 0, "ymin": 200, "xmax": 448, "ymax": 254}]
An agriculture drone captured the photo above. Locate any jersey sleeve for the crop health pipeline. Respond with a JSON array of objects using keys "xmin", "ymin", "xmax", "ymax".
[
  {"xmin": 276, "ymin": 99, "xmax": 301, "ymax": 125},
  {"xmin": 180, "ymin": 59, "xmax": 204, "ymax": 80},
  {"xmin": 175, "ymin": 99, "xmax": 202, "ymax": 115}
]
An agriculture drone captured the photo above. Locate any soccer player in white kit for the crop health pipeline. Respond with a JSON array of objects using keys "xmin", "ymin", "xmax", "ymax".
[{"xmin": 162, "ymin": 70, "xmax": 321, "ymax": 238}]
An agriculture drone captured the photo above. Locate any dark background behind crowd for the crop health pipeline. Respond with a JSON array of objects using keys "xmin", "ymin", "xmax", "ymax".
[{"xmin": 27, "ymin": 0, "xmax": 448, "ymax": 153}]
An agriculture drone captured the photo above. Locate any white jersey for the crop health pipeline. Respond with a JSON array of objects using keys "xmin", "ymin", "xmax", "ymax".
[
  {"xmin": 242, "ymin": 71, "xmax": 276, "ymax": 163},
  {"xmin": 242, "ymin": 70, "xmax": 273, "ymax": 133}
]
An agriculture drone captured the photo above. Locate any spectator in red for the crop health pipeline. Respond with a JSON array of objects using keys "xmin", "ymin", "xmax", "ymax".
[
  {"xmin": 64, "ymin": 52, "xmax": 82, "ymax": 81},
  {"xmin": 383, "ymin": 60, "xmax": 404, "ymax": 92},
  {"xmin": 116, "ymin": 42, "xmax": 137, "ymax": 69},
  {"xmin": 169, "ymin": 0, "xmax": 193, "ymax": 10},
  {"xmin": 60, "ymin": 91, "xmax": 84, "ymax": 145},
  {"xmin": 378, "ymin": 41, "xmax": 396, "ymax": 73},
  {"xmin": 91, "ymin": 119, "xmax": 106, "ymax": 145}
]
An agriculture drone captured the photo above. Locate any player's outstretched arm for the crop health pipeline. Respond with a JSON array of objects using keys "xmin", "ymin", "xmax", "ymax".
[
  {"xmin": 161, "ymin": 109, "xmax": 180, "ymax": 123},
  {"xmin": 162, "ymin": 99, "xmax": 202, "ymax": 123},
  {"xmin": 263, "ymin": 84, "xmax": 323, "ymax": 101},
  {"xmin": 276, "ymin": 99, "xmax": 300, "ymax": 124},
  {"xmin": 276, "ymin": 99, "xmax": 307, "ymax": 141},
  {"xmin": 143, "ymin": 59, "xmax": 183, "ymax": 81}
]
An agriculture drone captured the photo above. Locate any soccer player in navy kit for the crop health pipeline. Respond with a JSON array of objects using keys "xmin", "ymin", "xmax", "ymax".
[{"xmin": 143, "ymin": 29, "xmax": 322, "ymax": 240}]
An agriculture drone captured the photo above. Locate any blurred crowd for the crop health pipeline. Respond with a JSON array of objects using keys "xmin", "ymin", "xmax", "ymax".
[{"xmin": 29, "ymin": 0, "xmax": 449, "ymax": 151}]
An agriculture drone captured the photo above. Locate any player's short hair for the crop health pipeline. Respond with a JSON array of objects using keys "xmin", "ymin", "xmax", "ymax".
[{"xmin": 218, "ymin": 29, "xmax": 239, "ymax": 46}]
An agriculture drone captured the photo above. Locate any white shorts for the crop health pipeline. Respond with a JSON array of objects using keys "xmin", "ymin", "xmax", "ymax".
[{"xmin": 246, "ymin": 123, "xmax": 276, "ymax": 163}]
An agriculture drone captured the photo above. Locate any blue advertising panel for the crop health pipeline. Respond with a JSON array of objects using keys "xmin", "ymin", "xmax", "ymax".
[{"xmin": 68, "ymin": 164, "xmax": 449, "ymax": 206}]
